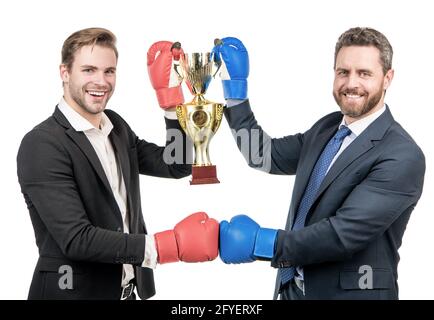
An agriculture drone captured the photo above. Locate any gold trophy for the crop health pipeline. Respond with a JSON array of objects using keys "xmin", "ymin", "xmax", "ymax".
[{"xmin": 174, "ymin": 45, "xmax": 224, "ymax": 185}]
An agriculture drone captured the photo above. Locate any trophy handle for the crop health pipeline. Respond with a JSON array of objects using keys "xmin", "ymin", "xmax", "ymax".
[
  {"xmin": 213, "ymin": 104, "xmax": 224, "ymax": 132},
  {"xmin": 174, "ymin": 62, "xmax": 183, "ymax": 80},
  {"xmin": 171, "ymin": 42, "xmax": 184, "ymax": 80},
  {"xmin": 175, "ymin": 106, "xmax": 187, "ymax": 131},
  {"xmin": 211, "ymin": 51, "xmax": 221, "ymax": 78}
]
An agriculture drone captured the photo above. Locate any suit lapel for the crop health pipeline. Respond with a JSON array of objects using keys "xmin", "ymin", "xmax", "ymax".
[
  {"xmin": 315, "ymin": 136, "xmax": 374, "ymax": 201},
  {"xmin": 305, "ymin": 106, "xmax": 395, "ymax": 224},
  {"xmin": 53, "ymin": 107, "xmax": 114, "ymax": 195},
  {"xmin": 65, "ymin": 128, "xmax": 115, "ymax": 195},
  {"xmin": 288, "ymin": 124, "xmax": 338, "ymax": 228},
  {"xmin": 110, "ymin": 129, "xmax": 131, "ymax": 197},
  {"xmin": 109, "ymin": 124, "xmax": 136, "ymax": 231},
  {"xmin": 288, "ymin": 106, "xmax": 395, "ymax": 229}
]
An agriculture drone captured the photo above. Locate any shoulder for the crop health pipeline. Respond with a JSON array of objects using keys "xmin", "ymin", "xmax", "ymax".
[
  {"xmin": 20, "ymin": 115, "xmax": 64, "ymax": 147},
  {"xmin": 367, "ymin": 116, "xmax": 426, "ymax": 187},
  {"xmin": 17, "ymin": 117, "xmax": 71, "ymax": 182},
  {"xmin": 382, "ymin": 121, "xmax": 425, "ymax": 163}
]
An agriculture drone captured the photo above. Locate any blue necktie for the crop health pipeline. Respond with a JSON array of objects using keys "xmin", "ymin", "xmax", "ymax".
[{"xmin": 280, "ymin": 125, "xmax": 352, "ymax": 287}]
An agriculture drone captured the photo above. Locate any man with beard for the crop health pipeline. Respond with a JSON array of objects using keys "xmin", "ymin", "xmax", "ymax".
[
  {"xmin": 213, "ymin": 28, "xmax": 425, "ymax": 299},
  {"xmin": 16, "ymin": 28, "xmax": 220, "ymax": 300}
]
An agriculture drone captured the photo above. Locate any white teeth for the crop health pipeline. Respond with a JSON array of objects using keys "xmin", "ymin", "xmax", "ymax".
[
  {"xmin": 345, "ymin": 94, "xmax": 361, "ymax": 98},
  {"xmin": 88, "ymin": 91, "xmax": 105, "ymax": 96}
]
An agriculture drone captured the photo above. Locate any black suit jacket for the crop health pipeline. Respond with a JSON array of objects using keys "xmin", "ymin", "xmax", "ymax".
[
  {"xmin": 225, "ymin": 100, "xmax": 425, "ymax": 299},
  {"xmin": 17, "ymin": 106, "xmax": 191, "ymax": 300}
]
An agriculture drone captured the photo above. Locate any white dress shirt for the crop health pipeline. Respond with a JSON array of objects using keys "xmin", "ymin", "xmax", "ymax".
[{"xmin": 58, "ymin": 98, "xmax": 157, "ymax": 288}]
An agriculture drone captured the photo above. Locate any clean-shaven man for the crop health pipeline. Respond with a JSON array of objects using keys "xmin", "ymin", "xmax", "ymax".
[{"xmin": 17, "ymin": 28, "xmax": 219, "ymax": 300}]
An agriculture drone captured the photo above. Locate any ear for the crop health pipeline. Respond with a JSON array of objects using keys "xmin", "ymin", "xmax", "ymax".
[
  {"xmin": 60, "ymin": 64, "xmax": 69, "ymax": 83},
  {"xmin": 383, "ymin": 69, "xmax": 394, "ymax": 90}
]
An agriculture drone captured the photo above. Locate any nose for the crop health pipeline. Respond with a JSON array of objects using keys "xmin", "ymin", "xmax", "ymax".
[
  {"xmin": 345, "ymin": 72, "xmax": 360, "ymax": 89},
  {"xmin": 92, "ymin": 71, "xmax": 110, "ymax": 86}
]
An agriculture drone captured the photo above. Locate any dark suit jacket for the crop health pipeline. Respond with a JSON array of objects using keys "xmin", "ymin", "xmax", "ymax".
[
  {"xmin": 224, "ymin": 100, "xmax": 425, "ymax": 300},
  {"xmin": 17, "ymin": 106, "xmax": 191, "ymax": 300}
]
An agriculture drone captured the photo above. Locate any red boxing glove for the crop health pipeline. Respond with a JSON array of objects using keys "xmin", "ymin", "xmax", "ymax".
[
  {"xmin": 154, "ymin": 212, "xmax": 219, "ymax": 264},
  {"xmin": 147, "ymin": 41, "xmax": 184, "ymax": 109}
]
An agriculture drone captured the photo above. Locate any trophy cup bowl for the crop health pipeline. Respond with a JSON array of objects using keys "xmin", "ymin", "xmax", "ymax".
[{"xmin": 175, "ymin": 52, "xmax": 224, "ymax": 185}]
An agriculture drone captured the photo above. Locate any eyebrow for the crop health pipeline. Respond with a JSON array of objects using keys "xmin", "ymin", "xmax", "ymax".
[
  {"xmin": 357, "ymin": 69, "xmax": 373, "ymax": 74},
  {"xmin": 80, "ymin": 65, "xmax": 117, "ymax": 71},
  {"xmin": 80, "ymin": 65, "xmax": 97, "ymax": 69},
  {"xmin": 335, "ymin": 67, "xmax": 373, "ymax": 74}
]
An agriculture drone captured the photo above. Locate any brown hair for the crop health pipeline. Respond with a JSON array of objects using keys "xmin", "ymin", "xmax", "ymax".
[
  {"xmin": 61, "ymin": 27, "xmax": 118, "ymax": 70},
  {"xmin": 334, "ymin": 27, "xmax": 393, "ymax": 74}
]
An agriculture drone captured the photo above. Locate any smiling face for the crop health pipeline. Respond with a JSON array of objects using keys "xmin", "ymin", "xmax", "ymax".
[
  {"xmin": 60, "ymin": 45, "xmax": 117, "ymax": 123},
  {"xmin": 333, "ymin": 45, "xmax": 394, "ymax": 124}
]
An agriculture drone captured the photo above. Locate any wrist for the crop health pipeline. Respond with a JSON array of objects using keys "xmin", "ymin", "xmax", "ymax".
[
  {"xmin": 142, "ymin": 234, "xmax": 158, "ymax": 269},
  {"xmin": 156, "ymin": 86, "xmax": 184, "ymax": 109},
  {"xmin": 223, "ymin": 79, "xmax": 248, "ymax": 100},
  {"xmin": 164, "ymin": 109, "xmax": 178, "ymax": 119},
  {"xmin": 226, "ymin": 99, "xmax": 247, "ymax": 108},
  {"xmin": 154, "ymin": 230, "xmax": 179, "ymax": 264},
  {"xmin": 253, "ymin": 227, "xmax": 278, "ymax": 259}
]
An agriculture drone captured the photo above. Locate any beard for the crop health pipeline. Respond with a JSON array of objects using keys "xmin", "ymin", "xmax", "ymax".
[
  {"xmin": 68, "ymin": 81, "xmax": 113, "ymax": 115},
  {"xmin": 333, "ymin": 86, "xmax": 384, "ymax": 118}
]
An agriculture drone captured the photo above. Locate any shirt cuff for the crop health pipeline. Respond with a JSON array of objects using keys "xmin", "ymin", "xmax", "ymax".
[
  {"xmin": 226, "ymin": 99, "xmax": 247, "ymax": 108},
  {"xmin": 142, "ymin": 234, "xmax": 158, "ymax": 269},
  {"xmin": 164, "ymin": 110, "xmax": 178, "ymax": 120}
]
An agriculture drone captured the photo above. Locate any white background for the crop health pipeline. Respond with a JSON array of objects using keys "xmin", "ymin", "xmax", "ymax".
[{"xmin": 0, "ymin": 0, "xmax": 433, "ymax": 300}]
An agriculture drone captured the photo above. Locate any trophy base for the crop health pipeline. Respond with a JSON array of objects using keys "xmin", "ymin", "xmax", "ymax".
[{"xmin": 190, "ymin": 165, "xmax": 220, "ymax": 185}]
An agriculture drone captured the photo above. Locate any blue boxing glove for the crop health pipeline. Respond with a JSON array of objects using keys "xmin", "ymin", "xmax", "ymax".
[
  {"xmin": 212, "ymin": 37, "xmax": 249, "ymax": 100},
  {"xmin": 219, "ymin": 215, "xmax": 277, "ymax": 264}
]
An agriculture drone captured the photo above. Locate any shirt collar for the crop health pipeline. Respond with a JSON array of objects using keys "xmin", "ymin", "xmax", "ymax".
[
  {"xmin": 339, "ymin": 104, "xmax": 386, "ymax": 137},
  {"xmin": 58, "ymin": 97, "xmax": 113, "ymax": 136}
]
